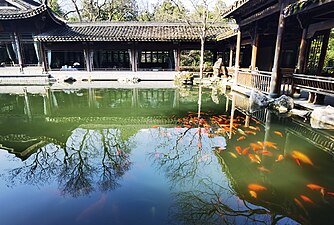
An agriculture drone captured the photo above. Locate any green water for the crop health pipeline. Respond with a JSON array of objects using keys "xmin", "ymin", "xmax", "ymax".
[{"xmin": 0, "ymin": 84, "xmax": 333, "ymax": 225}]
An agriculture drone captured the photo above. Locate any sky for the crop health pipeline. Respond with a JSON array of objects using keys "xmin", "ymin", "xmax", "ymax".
[{"xmin": 59, "ymin": 0, "xmax": 237, "ymax": 13}]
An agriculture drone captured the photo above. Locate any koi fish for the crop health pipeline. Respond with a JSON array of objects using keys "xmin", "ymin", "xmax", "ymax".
[
  {"xmin": 257, "ymin": 150, "xmax": 272, "ymax": 156},
  {"xmin": 294, "ymin": 198, "xmax": 306, "ymax": 212},
  {"xmin": 242, "ymin": 147, "xmax": 250, "ymax": 155},
  {"xmin": 291, "ymin": 151, "xmax": 314, "ymax": 166},
  {"xmin": 250, "ymin": 143, "xmax": 262, "ymax": 151},
  {"xmin": 237, "ymin": 129, "xmax": 246, "ymax": 135},
  {"xmin": 245, "ymin": 130, "xmax": 256, "ymax": 135},
  {"xmin": 249, "ymin": 154, "xmax": 261, "ymax": 164},
  {"xmin": 237, "ymin": 136, "xmax": 246, "ymax": 141},
  {"xmin": 263, "ymin": 141, "xmax": 278, "ymax": 149},
  {"xmin": 236, "ymin": 146, "xmax": 242, "ymax": 155},
  {"xmin": 248, "ymin": 126, "xmax": 258, "ymax": 131},
  {"xmin": 257, "ymin": 166, "xmax": 270, "ymax": 173},
  {"xmin": 248, "ymin": 184, "xmax": 267, "ymax": 191},
  {"xmin": 326, "ymin": 192, "xmax": 334, "ymax": 197},
  {"xmin": 95, "ymin": 95, "xmax": 104, "ymax": 99},
  {"xmin": 257, "ymin": 141, "xmax": 264, "ymax": 148},
  {"xmin": 306, "ymin": 184, "xmax": 325, "ymax": 191},
  {"xmin": 254, "ymin": 154, "xmax": 262, "ymax": 163},
  {"xmin": 275, "ymin": 154, "xmax": 284, "ymax": 162},
  {"xmin": 300, "ymin": 195, "xmax": 314, "ymax": 204},
  {"xmin": 151, "ymin": 125, "xmax": 159, "ymax": 128},
  {"xmin": 76, "ymin": 194, "xmax": 108, "ymax": 222},
  {"xmin": 228, "ymin": 152, "xmax": 238, "ymax": 158},
  {"xmin": 249, "ymin": 190, "xmax": 257, "ymax": 198},
  {"xmin": 274, "ymin": 131, "xmax": 283, "ymax": 137}
]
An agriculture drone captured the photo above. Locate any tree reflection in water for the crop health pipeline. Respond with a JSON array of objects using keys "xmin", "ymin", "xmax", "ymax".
[
  {"xmin": 5, "ymin": 128, "xmax": 132, "ymax": 197},
  {"xmin": 149, "ymin": 126, "xmax": 295, "ymax": 225}
]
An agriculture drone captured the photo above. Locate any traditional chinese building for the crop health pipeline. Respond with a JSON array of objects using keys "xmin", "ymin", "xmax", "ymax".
[
  {"xmin": 219, "ymin": 0, "xmax": 334, "ymax": 104},
  {"xmin": 0, "ymin": 0, "xmax": 231, "ymax": 78}
]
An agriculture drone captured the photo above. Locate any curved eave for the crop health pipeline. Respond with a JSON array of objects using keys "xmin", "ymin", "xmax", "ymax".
[
  {"xmin": 283, "ymin": 0, "xmax": 334, "ymax": 17},
  {"xmin": 34, "ymin": 37, "xmax": 206, "ymax": 42},
  {"xmin": 0, "ymin": 4, "xmax": 47, "ymax": 20}
]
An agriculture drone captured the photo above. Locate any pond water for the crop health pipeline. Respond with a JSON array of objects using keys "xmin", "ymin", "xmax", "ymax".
[{"xmin": 0, "ymin": 84, "xmax": 333, "ymax": 225}]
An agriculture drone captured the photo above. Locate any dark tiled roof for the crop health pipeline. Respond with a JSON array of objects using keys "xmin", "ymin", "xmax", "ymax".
[
  {"xmin": 283, "ymin": 0, "xmax": 334, "ymax": 17},
  {"xmin": 34, "ymin": 22, "xmax": 232, "ymax": 42},
  {"xmin": 0, "ymin": 0, "xmax": 47, "ymax": 20},
  {"xmin": 222, "ymin": 0, "xmax": 250, "ymax": 18}
]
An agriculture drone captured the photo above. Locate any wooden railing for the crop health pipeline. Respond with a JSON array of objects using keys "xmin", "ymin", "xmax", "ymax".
[
  {"xmin": 235, "ymin": 69, "xmax": 272, "ymax": 94},
  {"xmin": 293, "ymin": 74, "xmax": 334, "ymax": 96}
]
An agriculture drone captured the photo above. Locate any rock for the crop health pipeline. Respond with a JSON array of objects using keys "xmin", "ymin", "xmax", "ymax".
[
  {"xmin": 249, "ymin": 89, "xmax": 270, "ymax": 112},
  {"xmin": 310, "ymin": 105, "xmax": 334, "ymax": 129},
  {"xmin": 269, "ymin": 95, "xmax": 294, "ymax": 113},
  {"xmin": 289, "ymin": 109, "xmax": 311, "ymax": 118},
  {"xmin": 213, "ymin": 58, "xmax": 223, "ymax": 78}
]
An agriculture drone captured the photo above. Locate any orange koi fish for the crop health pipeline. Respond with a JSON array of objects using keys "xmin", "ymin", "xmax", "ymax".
[
  {"xmin": 294, "ymin": 198, "xmax": 306, "ymax": 211},
  {"xmin": 248, "ymin": 126, "xmax": 258, "ymax": 131},
  {"xmin": 151, "ymin": 125, "xmax": 159, "ymax": 128},
  {"xmin": 237, "ymin": 136, "xmax": 246, "ymax": 141},
  {"xmin": 245, "ymin": 130, "xmax": 256, "ymax": 135},
  {"xmin": 306, "ymin": 184, "xmax": 325, "ymax": 191},
  {"xmin": 248, "ymin": 184, "xmax": 267, "ymax": 191},
  {"xmin": 249, "ymin": 190, "xmax": 257, "ymax": 198},
  {"xmin": 236, "ymin": 146, "xmax": 242, "ymax": 155},
  {"xmin": 257, "ymin": 150, "xmax": 273, "ymax": 156},
  {"xmin": 326, "ymin": 192, "xmax": 334, "ymax": 197},
  {"xmin": 300, "ymin": 195, "xmax": 314, "ymax": 204},
  {"xmin": 291, "ymin": 151, "xmax": 314, "ymax": 166},
  {"xmin": 249, "ymin": 154, "xmax": 261, "ymax": 164},
  {"xmin": 275, "ymin": 154, "xmax": 284, "ymax": 162},
  {"xmin": 274, "ymin": 131, "xmax": 283, "ymax": 137},
  {"xmin": 257, "ymin": 141, "xmax": 264, "ymax": 148},
  {"xmin": 254, "ymin": 154, "xmax": 262, "ymax": 162},
  {"xmin": 242, "ymin": 147, "xmax": 250, "ymax": 155},
  {"xmin": 250, "ymin": 143, "xmax": 262, "ymax": 151},
  {"xmin": 257, "ymin": 166, "xmax": 270, "ymax": 173},
  {"xmin": 295, "ymin": 158, "xmax": 301, "ymax": 166},
  {"xmin": 263, "ymin": 141, "xmax": 278, "ymax": 149}
]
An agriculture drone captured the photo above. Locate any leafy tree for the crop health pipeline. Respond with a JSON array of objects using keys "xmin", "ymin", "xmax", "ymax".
[
  {"xmin": 152, "ymin": 0, "xmax": 187, "ymax": 22},
  {"xmin": 48, "ymin": 0, "xmax": 63, "ymax": 17}
]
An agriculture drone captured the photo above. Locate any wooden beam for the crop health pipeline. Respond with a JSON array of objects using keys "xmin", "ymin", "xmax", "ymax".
[
  {"xmin": 307, "ymin": 18, "xmax": 334, "ymax": 39},
  {"xmin": 240, "ymin": 3, "xmax": 280, "ymax": 27}
]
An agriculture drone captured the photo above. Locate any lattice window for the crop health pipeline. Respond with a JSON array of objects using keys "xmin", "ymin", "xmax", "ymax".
[{"xmin": 306, "ymin": 33, "xmax": 325, "ymax": 74}]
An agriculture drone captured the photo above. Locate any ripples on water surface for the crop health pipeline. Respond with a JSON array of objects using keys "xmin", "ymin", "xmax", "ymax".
[{"xmin": 0, "ymin": 84, "xmax": 333, "ymax": 225}]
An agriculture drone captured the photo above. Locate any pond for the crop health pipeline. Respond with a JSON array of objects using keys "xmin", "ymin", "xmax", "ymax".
[{"xmin": 0, "ymin": 83, "xmax": 333, "ymax": 225}]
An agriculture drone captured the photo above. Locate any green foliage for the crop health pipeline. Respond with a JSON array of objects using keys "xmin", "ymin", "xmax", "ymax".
[
  {"xmin": 48, "ymin": 0, "xmax": 63, "ymax": 17},
  {"xmin": 152, "ymin": 0, "xmax": 187, "ymax": 22},
  {"xmin": 181, "ymin": 50, "xmax": 213, "ymax": 67},
  {"xmin": 324, "ymin": 29, "xmax": 334, "ymax": 74}
]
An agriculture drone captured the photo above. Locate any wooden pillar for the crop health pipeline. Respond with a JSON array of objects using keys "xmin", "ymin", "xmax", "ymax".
[
  {"xmin": 40, "ymin": 43, "xmax": 48, "ymax": 73},
  {"xmin": 270, "ymin": 1, "xmax": 287, "ymax": 97},
  {"xmin": 130, "ymin": 48, "xmax": 138, "ymax": 72},
  {"xmin": 229, "ymin": 47, "xmax": 233, "ymax": 68},
  {"xmin": 296, "ymin": 28, "xmax": 308, "ymax": 73},
  {"xmin": 173, "ymin": 48, "xmax": 181, "ymax": 71},
  {"xmin": 13, "ymin": 32, "xmax": 23, "ymax": 73},
  {"xmin": 317, "ymin": 29, "xmax": 330, "ymax": 75},
  {"xmin": 234, "ymin": 29, "xmax": 241, "ymax": 82},
  {"xmin": 251, "ymin": 32, "xmax": 259, "ymax": 70}
]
